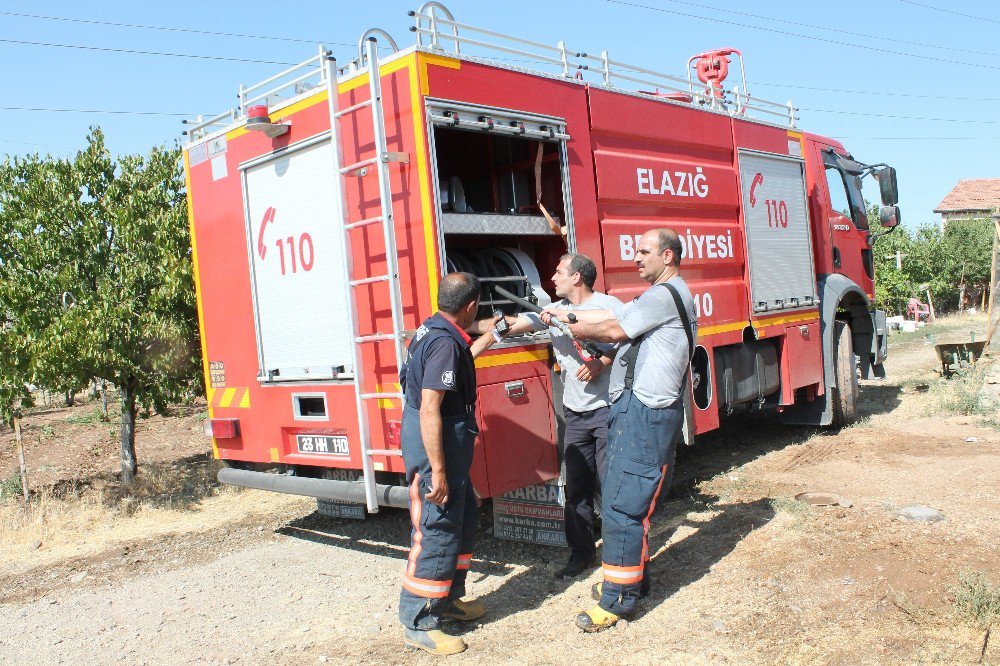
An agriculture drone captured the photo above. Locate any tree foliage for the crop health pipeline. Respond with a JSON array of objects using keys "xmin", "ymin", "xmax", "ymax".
[
  {"xmin": 0, "ymin": 128, "xmax": 201, "ymax": 482},
  {"xmin": 0, "ymin": 322, "xmax": 32, "ymax": 426},
  {"xmin": 872, "ymin": 213, "xmax": 996, "ymax": 315}
]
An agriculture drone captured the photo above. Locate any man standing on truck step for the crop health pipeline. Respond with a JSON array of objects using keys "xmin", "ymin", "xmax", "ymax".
[
  {"xmin": 557, "ymin": 228, "xmax": 697, "ymax": 632},
  {"xmin": 477, "ymin": 253, "xmax": 622, "ymax": 578},
  {"xmin": 398, "ymin": 272, "xmax": 504, "ymax": 655}
]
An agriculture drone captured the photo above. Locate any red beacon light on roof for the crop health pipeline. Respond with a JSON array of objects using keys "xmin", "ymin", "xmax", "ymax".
[{"xmin": 245, "ymin": 104, "xmax": 290, "ymax": 138}]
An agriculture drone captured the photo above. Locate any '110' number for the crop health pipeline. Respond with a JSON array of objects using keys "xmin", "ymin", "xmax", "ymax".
[
  {"xmin": 765, "ymin": 199, "xmax": 788, "ymax": 228},
  {"xmin": 276, "ymin": 234, "xmax": 315, "ymax": 275},
  {"xmin": 693, "ymin": 292, "xmax": 713, "ymax": 318}
]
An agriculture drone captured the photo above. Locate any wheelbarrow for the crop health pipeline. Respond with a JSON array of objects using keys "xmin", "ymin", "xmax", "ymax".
[{"xmin": 933, "ymin": 339, "xmax": 987, "ymax": 378}]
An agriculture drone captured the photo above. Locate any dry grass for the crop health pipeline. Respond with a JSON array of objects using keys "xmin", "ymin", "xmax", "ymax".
[
  {"xmin": 955, "ymin": 570, "xmax": 1000, "ymax": 629},
  {"xmin": 0, "ymin": 457, "xmax": 311, "ymax": 570},
  {"xmin": 933, "ymin": 360, "xmax": 999, "ymax": 419}
]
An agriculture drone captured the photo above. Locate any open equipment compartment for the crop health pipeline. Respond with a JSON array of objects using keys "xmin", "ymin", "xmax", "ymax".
[{"xmin": 426, "ymin": 99, "xmax": 575, "ymax": 324}]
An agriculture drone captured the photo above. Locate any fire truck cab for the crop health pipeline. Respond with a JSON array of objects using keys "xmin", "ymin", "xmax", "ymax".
[{"xmin": 183, "ymin": 4, "xmax": 899, "ymax": 518}]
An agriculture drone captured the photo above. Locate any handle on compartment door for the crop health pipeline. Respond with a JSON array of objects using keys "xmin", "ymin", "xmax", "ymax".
[{"xmin": 504, "ymin": 381, "xmax": 526, "ymax": 399}]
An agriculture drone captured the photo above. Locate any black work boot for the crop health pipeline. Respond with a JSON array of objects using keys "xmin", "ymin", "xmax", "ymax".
[{"xmin": 556, "ymin": 552, "xmax": 597, "ymax": 579}]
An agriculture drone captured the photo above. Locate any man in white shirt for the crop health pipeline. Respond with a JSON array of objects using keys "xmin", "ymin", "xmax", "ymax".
[{"xmin": 484, "ymin": 254, "xmax": 622, "ymax": 578}]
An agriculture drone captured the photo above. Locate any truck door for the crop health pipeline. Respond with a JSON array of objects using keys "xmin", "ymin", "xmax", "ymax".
[
  {"xmin": 820, "ymin": 148, "xmax": 874, "ymax": 298},
  {"xmin": 240, "ymin": 138, "xmax": 353, "ymax": 382},
  {"xmin": 738, "ymin": 150, "xmax": 819, "ymax": 314}
]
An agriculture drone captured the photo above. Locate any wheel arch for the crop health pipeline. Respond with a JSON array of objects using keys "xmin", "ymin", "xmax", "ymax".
[{"xmin": 819, "ymin": 274, "xmax": 871, "ymax": 392}]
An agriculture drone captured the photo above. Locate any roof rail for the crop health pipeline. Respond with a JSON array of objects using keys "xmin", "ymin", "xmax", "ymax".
[
  {"xmin": 408, "ymin": 2, "xmax": 797, "ymax": 127},
  {"xmin": 182, "ymin": 3, "xmax": 798, "ymax": 142}
]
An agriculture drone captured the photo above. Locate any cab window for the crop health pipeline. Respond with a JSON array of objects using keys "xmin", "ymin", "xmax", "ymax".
[
  {"xmin": 825, "ymin": 166, "xmax": 869, "ymax": 230},
  {"xmin": 825, "ymin": 167, "xmax": 852, "ymax": 219},
  {"xmin": 843, "ymin": 171, "xmax": 869, "ymax": 230}
]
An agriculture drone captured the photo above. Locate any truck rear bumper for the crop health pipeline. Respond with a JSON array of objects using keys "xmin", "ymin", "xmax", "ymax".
[{"xmin": 217, "ymin": 467, "xmax": 410, "ymax": 509}]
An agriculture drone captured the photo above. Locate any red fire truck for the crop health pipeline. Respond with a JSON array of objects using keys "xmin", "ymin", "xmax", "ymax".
[{"xmin": 183, "ymin": 3, "xmax": 899, "ymax": 518}]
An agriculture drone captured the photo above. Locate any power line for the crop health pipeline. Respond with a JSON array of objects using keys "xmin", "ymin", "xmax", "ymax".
[
  {"xmin": 755, "ymin": 82, "xmax": 1000, "ymax": 103},
  {"xmin": 0, "ymin": 37, "xmax": 298, "ymax": 65},
  {"xmin": 4, "ymin": 6, "xmax": 996, "ymax": 101},
  {"xmin": 0, "ymin": 10, "xmax": 355, "ymax": 47},
  {"xmin": 800, "ymin": 107, "xmax": 1000, "ymax": 124},
  {"xmin": 11, "ymin": 4, "xmax": 995, "ymax": 63},
  {"xmin": 0, "ymin": 106, "xmax": 195, "ymax": 117},
  {"xmin": 604, "ymin": 0, "xmax": 1000, "ymax": 72},
  {"xmin": 650, "ymin": 0, "xmax": 1000, "ymax": 58},
  {"xmin": 895, "ymin": 0, "xmax": 1000, "ymax": 26},
  {"xmin": 0, "ymin": 137, "xmax": 78, "ymax": 151}
]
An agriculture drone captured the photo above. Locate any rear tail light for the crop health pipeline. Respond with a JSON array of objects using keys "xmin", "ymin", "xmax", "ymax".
[
  {"xmin": 386, "ymin": 420, "xmax": 402, "ymax": 449},
  {"xmin": 204, "ymin": 418, "xmax": 241, "ymax": 439}
]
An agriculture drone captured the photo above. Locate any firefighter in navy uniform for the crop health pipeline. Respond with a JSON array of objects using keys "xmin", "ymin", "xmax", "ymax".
[
  {"xmin": 398, "ymin": 272, "xmax": 503, "ymax": 656},
  {"xmin": 558, "ymin": 229, "xmax": 697, "ymax": 632}
]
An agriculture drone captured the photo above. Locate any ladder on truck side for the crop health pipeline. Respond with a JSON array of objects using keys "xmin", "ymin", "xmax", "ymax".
[{"xmin": 326, "ymin": 38, "xmax": 409, "ymax": 513}]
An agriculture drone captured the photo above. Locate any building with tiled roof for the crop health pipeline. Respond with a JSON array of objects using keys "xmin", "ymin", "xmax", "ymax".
[{"xmin": 934, "ymin": 178, "xmax": 1000, "ymax": 225}]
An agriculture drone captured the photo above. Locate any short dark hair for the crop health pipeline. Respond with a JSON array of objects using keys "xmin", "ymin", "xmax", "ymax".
[
  {"xmin": 560, "ymin": 253, "xmax": 598, "ymax": 290},
  {"xmin": 437, "ymin": 272, "xmax": 481, "ymax": 314},
  {"xmin": 655, "ymin": 228, "xmax": 683, "ymax": 267}
]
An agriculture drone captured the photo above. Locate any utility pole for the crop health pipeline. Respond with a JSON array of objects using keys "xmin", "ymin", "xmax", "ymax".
[
  {"xmin": 884, "ymin": 250, "xmax": 907, "ymax": 270},
  {"xmin": 986, "ymin": 214, "xmax": 1000, "ymax": 352}
]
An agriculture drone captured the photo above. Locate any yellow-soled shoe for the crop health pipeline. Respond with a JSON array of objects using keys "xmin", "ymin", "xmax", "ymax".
[
  {"xmin": 575, "ymin": 605, "xmax": 620, "ymax": 633},
  {"xmin": 440, "ymin": 598, "xmax": 486, "ymax": 622},
  {"xmin": 403, "ymin": 628, "xmax": 468, "ymax": 655}
]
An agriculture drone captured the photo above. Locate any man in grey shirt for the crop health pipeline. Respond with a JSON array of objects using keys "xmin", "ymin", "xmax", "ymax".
[
  {"xmin": 557, "ymin": 228, "xmax": 696, "ymax": 633},
  {"xmin": 493, "ymin": 254, "xmax": 622, "ymax": 578}
]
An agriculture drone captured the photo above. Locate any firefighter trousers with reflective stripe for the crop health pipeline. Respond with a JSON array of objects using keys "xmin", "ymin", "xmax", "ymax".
[
  {"xmin": 398, "ymin": 404, "xmax": 478, "ymax": 631},
  {"xmin": 599, "ymin": 390, "xmax": 682, "ymax": 617}
]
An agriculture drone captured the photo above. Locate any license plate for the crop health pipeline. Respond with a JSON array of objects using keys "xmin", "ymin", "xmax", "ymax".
[
  {"xmin": 296, "ymin": 434, "xmax": 349, "ymax": 456},
  {"xmin": 317, "ymin": 499, "xmax": 365, "ymax": 520}
]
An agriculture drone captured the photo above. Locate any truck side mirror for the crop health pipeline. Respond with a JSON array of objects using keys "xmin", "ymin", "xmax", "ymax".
[
  {"xmin": 876, "ymin": 166, "xmax": 898, "ymax": 205},
  {"xmin": 879, "ymin": 204, "xmax": 901, "ymax": 228}
]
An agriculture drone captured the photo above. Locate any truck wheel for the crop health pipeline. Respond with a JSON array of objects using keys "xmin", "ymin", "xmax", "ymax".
[{"xmin": 831, "ymin": 320, "xmax": 859, "ymax": 427}]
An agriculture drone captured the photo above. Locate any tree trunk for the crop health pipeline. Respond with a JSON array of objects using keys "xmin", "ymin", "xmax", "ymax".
[
  {"xmin": 14, "ymin": 417, "xmax": 28, "ymax": 507},
  {"xmin": 119, "ymin": 378, "xmax": 138, "ymax": 484},
  {"xmin": 65, "ymin": 390, "xmax": 74, "ymax": 407}
]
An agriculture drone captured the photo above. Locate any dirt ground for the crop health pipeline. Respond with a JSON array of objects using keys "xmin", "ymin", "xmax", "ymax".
[{"xmin": 1, "ymin": 314, "xmax": 998, "ymax": 665}]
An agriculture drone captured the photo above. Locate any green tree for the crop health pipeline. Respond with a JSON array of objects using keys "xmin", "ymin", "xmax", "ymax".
[
  {"xmin": 870, "ymin": 206, "xmax": 916, "ymax": 315},
  {"xmin": 0, "ymin": 128, "xmax": 201, "ymax": 483},
  {"xmin": 0, "ymin": 322, "xmax": 33, "ymax": 426},
  {"xmin": 940, "ymin": 218, "xmax": 994, "ymax": 309},
  {"xmin": 869, "ymin": 213, "xmax": 994, "ymax": 314}
]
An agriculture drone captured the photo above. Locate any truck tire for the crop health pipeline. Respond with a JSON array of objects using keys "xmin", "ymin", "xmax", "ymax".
[{"xmin": 831, "ymin": 320, "xmax": 859, "ymax": 428}]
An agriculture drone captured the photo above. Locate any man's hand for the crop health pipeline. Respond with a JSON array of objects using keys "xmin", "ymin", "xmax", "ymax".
[
  {"xmin": 569, "ymin": 319, "xmax": 630, "ymax": 343},
  {"xmin": 426, "ymin": 469, "xmax": 449, "ymax": 506},
  {"xmin": 540, "ymin": 309, "xmax": 568, "ymax": 327},
  {"xmin": 489, "ymin": 313, "xmax": 508, "ymax": 337},
  {"xmin": 567, "ymin": 320, "xmax": 589, "ymax": 339},
  {"xmin": 575, "ymin": 357, "xmax": 607, "ymax": 382},
  {"xmin": 466, "ymin": 314, "xmax": 505, "ymax": 336},
  {"xmin": 470, "ymin": 313, "xmax": 506, "ymax": 358}
]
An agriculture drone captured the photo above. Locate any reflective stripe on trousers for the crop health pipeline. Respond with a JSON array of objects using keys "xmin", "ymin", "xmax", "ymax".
[
  {"xmin": 599, "ymin": 390, "xmax": 682, "ymax": 617},
  {"xmin": 398, "ymin": 404, "xmax": 479, "ymax": 631}
]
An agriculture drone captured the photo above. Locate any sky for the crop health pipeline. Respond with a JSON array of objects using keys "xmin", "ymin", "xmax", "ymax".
[{"xmin": 1, "ymin": 0, "xmax": 998, "ymax": 228}]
